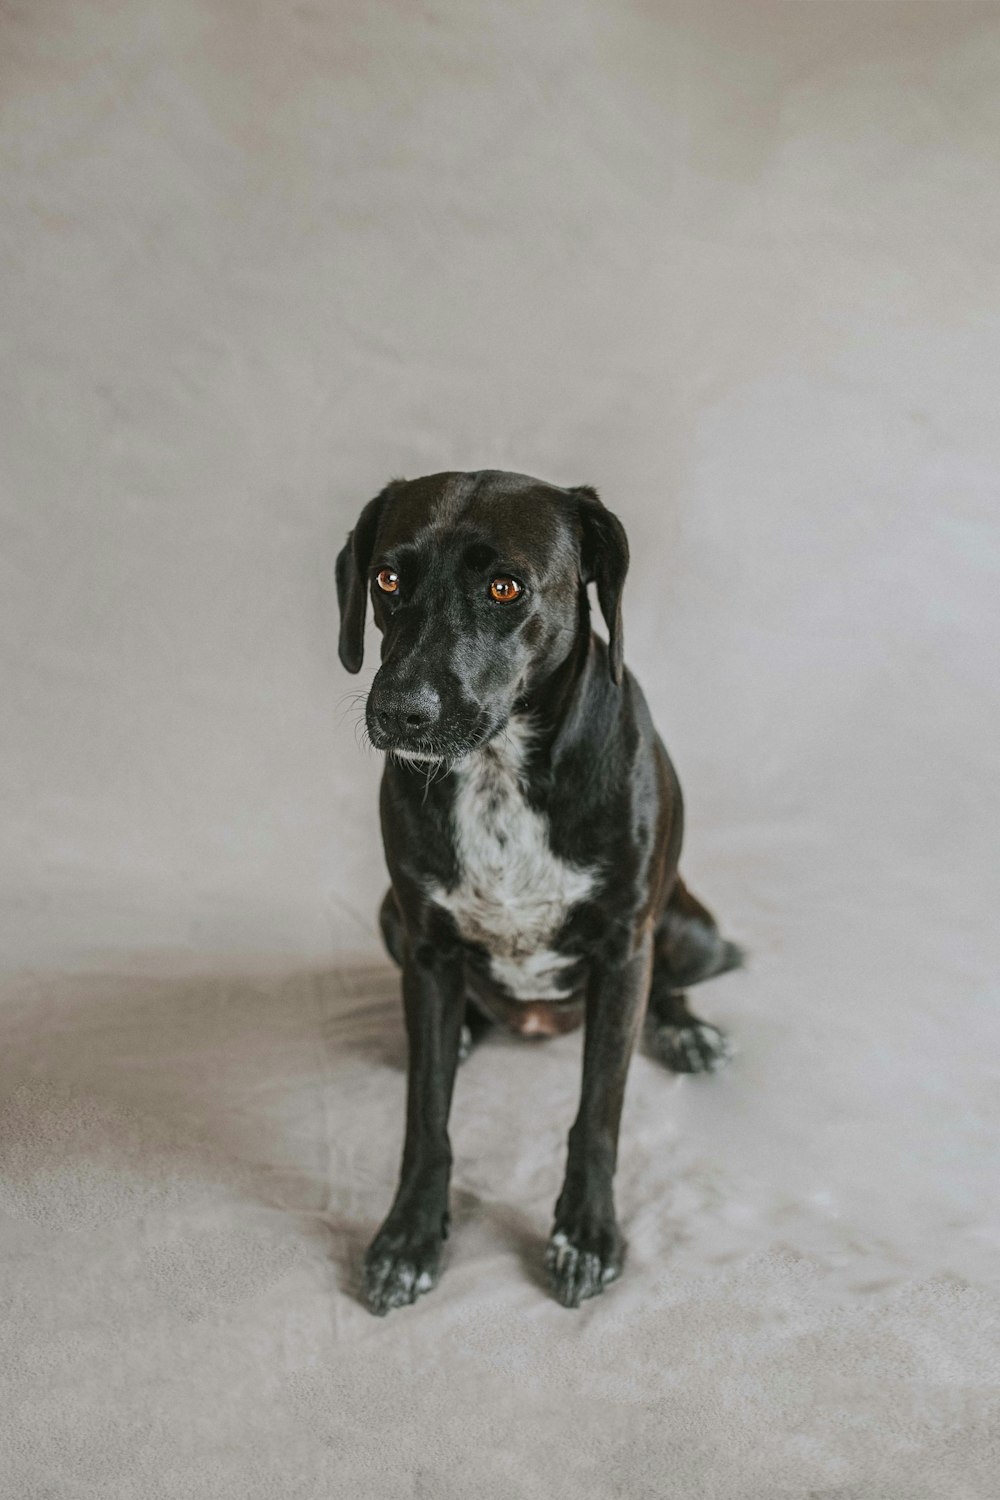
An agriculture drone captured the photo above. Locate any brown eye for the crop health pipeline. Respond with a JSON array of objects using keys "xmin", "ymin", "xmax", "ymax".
[
  {"xmin": 375, "ymin": 567, "xmax": 399, "ymax": 594},
  {"xmin": 489, "ymin": 576, "xmax": 522, "ymax": 603}
]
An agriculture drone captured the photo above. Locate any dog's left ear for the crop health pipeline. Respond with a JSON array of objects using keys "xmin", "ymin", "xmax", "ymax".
[
  {"xmin": 573, "ymin": 485, "xmax": 629, "ymax": 685},
  {"xmin": 335, "ymin": 482, "xmax": 397, "ymax": 673}
]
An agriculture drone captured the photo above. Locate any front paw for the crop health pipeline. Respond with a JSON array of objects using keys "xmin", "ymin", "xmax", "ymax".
[
  {"xmin": 545, "ymin": 1209, "xmax": 624, "ymax": 1309},
  {"xmin": 363, "ymin": 1218, "xmax": 445, "ymax": 1317}
]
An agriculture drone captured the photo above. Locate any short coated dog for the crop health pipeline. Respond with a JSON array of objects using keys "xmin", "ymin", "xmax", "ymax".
[{"xmin": 336, "ymin": 469, "xmax": 742, "ymax": 1314}]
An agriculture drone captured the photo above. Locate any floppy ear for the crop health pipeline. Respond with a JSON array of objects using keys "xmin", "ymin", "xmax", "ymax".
[
  {"xmin": 573, "ymin": 484, "xmax": 630, "ymax": 685},
  {"xmin": 335, "ymin": 484, "xmax": 395, "ymax": 673}
]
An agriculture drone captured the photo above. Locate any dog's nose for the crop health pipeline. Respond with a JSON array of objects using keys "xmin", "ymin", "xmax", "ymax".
[{"xmin": 371, "ymin": 685, "xmax": 442, "ymax": 742}]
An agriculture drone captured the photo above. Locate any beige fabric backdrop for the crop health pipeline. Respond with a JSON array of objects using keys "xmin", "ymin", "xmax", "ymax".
[{"xmin": 2, "ymin": 2, "xmax": 998, "ymax": 1496}]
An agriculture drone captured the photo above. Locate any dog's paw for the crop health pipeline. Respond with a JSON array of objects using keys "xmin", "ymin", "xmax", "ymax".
[
  {"xmin": 651, "ymin": 1020, "xmax": 733, "ymax": 1075},
  {"xmin": 545, "ymin": 1216, "xmax": 623, "ymax": 1309},
  {"xmin": 363, "ymin": 1224, "xmax": 444, "ymax": 1316}
]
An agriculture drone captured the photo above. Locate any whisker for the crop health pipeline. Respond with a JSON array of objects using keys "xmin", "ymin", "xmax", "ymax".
[{"xmin": 335, "ymin": 695, "xmax": 369, "ymax": 726}]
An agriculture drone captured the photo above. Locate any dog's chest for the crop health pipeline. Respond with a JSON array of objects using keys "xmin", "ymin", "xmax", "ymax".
[{"xmin": 431, "ymin": 730, "xmax": 595, "ymax": 1000}]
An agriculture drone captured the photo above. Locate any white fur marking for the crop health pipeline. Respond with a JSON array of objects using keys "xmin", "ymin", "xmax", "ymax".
[{"xmin": 431, "ymin": 718, "xmax": 595, "ymax": 1001}]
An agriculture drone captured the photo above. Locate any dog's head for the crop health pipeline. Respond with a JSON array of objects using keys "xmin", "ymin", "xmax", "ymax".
[{"xmin": 336, "ymin": 470, "xmax": 628, "ymax": 762}]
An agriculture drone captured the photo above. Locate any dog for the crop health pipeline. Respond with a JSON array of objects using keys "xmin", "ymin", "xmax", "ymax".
[{"xmin": 336, "ymin": 469, "xmax": 742, "ymax": 1314}]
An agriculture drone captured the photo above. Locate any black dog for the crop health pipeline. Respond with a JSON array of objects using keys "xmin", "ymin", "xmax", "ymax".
[{"xmin": 336, "ymin": 470, "xmax": 741, "ymax": 1314}]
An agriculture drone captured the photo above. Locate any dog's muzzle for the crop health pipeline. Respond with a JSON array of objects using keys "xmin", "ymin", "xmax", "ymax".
[{"xmin": 366, "ymin": 683, "xmax": 443, "ymax": 750}]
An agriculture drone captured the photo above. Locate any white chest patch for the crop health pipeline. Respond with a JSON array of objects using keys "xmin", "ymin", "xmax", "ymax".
[{"xmin": 430, "ymin": 719, "xmax": 596, "ymax": 1000}]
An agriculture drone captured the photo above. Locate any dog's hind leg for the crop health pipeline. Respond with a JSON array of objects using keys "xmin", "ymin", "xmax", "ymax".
[
  {"xmin": 379, "ymin": 887, "xmax": 493, "ymax": 1060},
  {"xmin": 646, "ymin": 879, "xmax": 741, "ymax": 1074},
  {"xmin": 654, "ymin": 878, "xmax": 743, "ymax": 989}
]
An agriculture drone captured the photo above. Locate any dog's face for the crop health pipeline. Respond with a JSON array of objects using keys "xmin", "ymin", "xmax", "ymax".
[{"xmin": 336, "ymin": 470, "xmax": 628, "ymax": 762}]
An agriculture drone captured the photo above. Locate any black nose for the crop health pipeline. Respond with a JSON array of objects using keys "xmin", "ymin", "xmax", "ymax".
[{"xmin": 370, "ymin": 686, "xmax": 442, "ymax": 743}]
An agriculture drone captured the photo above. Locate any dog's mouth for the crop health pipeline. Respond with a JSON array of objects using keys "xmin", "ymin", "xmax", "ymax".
[
  {"xmin": 384, "ymin": 743, "xmax": 447, "ymax": 765},
  {"xmin": 367, "ymin": 712, "xmax": 503, "ymax": 768}
]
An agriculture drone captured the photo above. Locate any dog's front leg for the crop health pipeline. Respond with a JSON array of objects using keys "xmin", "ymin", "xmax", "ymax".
[
  {"xmin": 363, "ymin": 942, "xmax": 465, "ymax": 1316},
  {"xmin": 547, "ymin": 929, "xmax": 652, "ymax": 1308}
]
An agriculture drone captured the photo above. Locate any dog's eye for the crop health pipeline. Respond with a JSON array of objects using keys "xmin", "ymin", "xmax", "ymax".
[
  {"xmin": 375, "ymin": 568, "xmax": 400, "ymax": 595},
  {"xmin": 489, "ymin": 576, "xmax": 522, "ymax": 604}
]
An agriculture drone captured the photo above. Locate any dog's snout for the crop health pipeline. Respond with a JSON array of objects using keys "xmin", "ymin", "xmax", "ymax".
[
  {"xmin": 400, "ymin": 695, "xmax": 436, "ymax": 732},
  {"xmin": 370, "ymin": 684, "xmax": 442, "ymax": 743}
]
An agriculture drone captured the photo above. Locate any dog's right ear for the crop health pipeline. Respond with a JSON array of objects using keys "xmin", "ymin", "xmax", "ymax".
[{"xmin": 335, "ymin": 483, "xmax": 397, "ymax": 673}]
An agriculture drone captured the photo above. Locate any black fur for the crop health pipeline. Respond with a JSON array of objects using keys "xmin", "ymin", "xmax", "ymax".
[{"xmin": 336, "ymin": 469, "xmax": 741, "ymax": 1313}]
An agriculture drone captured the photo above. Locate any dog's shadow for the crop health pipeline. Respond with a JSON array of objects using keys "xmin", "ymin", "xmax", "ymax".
[
  {"xmin": 453, "ymin": 1187, "xmax": 553, "ymax": 1294},
  {"xmin": 0, "ymin": 961, "xmax": 564, "ymax": 1305},
  {"xmin": 0, "ymin": 964, "xmax": 386, "ymax": 1238}
]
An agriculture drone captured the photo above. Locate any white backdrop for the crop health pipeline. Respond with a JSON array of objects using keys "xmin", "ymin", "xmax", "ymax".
[
  {"xmin": 4, "ymin": 0, "xmax": 997, "ymax": 975},
  {"xmin": 2, "ymin": 3, "xmax": 999, "ymax": 1496}
]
